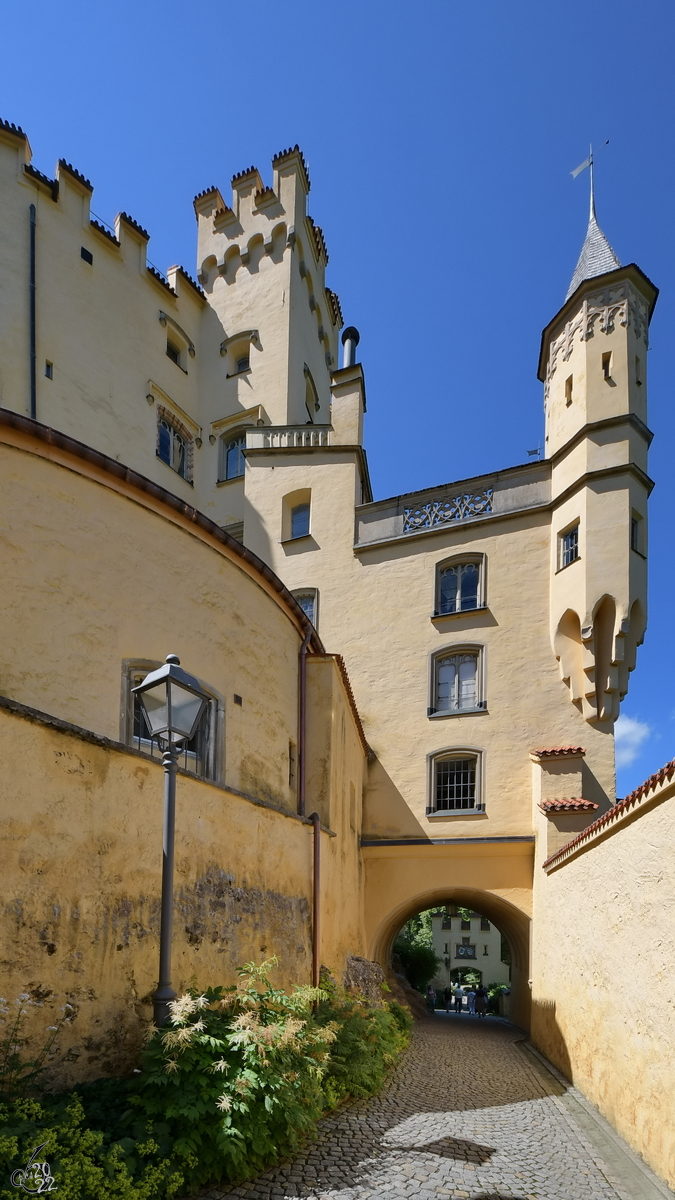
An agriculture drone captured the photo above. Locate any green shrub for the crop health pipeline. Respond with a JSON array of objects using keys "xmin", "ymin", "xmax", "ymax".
[
  {"xmin": 486, "ymin": 982, "xmax": 510, "ymax": 1014},
  {"xmin": 313, "ymin": 980, "xmax": 412, "ymax": 1109},
  {"xmin": 0, "ymin": 961, "xmax": 411, "ymax": 1197},
  {"xmin": 0, "ymin": 1095, "xmax": 181, "ymax": 1199},
  {"xmin": 129, "ymin": 959, "xmax": 334, "ymax": 1191},
  {"xmin": 393, "ymin": 938, "xmax": 440, "ymax": 992}
]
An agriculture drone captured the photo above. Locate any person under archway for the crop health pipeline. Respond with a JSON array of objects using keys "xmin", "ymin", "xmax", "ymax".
[{"xmin": 475, "ymin": 985, "xmax": 488, "ymax": 1017}]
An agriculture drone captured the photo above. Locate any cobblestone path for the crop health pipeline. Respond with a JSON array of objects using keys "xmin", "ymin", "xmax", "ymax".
[{"xmin": 201, "ymin": 1014, "xmax": 668, "ymax": 1200}]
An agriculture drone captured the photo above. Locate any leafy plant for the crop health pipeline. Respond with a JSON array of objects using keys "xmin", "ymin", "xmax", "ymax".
[
  {"xmin": 313, "ymin": 977, "xmax": 412, "ymax": 1108},
  {"xmin": 0, "ymin": 995, "xmax": 71, "ymax": 1100},
  {"xmin": 393, "ymin": 938, "xmax": 440, "ymax": 992},
  {"xmin": 486, "ymin": 982, "xmax": 510, "ymax": 1014},
  {"xmin": 130, "ymin": 959, "xmax": 335, "ymax": 1190},
  {"xmin": 0, "ymin": 1094, "xmax": 181, "ymax": 1199}
]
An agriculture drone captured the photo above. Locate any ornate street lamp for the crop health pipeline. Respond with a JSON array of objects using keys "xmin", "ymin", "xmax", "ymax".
[{"xmin": 132, "ymin": 654, "xmax": 209, "ymax": 1026}]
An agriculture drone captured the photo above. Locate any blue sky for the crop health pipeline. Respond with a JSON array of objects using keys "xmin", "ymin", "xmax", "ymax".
[{"xmin": 2, "ymin": 0, "xmax": 673, "ymax": 795}]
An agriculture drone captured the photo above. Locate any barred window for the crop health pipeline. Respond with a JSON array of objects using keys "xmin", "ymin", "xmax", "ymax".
[
  {"xmin": 428, "ymin": 753, "xmax": 482, "ymax": 814},
  {"xmin": 437, "ymin": 561, "xmax": 481, "ymax": 615},
  {"xmin": 126, "ymin": 667, "xmax": 218, "ymax": 780}
]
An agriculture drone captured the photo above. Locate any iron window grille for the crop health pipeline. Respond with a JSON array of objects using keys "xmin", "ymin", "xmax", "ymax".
[
  {"xmin": 437, "ymin": 561, "xmax": 480, "ymax": 614},
  {"xmin": 560, "ymin": 524, "xmax": 579, "ymax": 568},
  {"xmin": 428, "ymin": 754, "xmax": 482, "ymax": 814},
  {"xmin": 128, "ymin": 669, "xmax": 217, "ymax": 780}
]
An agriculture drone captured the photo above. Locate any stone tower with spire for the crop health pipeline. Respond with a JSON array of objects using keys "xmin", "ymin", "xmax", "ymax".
[{"xmin": 539, "ymin": 168, "xmax": 658, "ymax": 724}]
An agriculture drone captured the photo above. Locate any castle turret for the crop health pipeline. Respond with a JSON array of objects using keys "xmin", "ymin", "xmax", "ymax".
[
  {"xmin": 539, "ymin": 182, "xmax": 658, "ymax": 726},
  {"xmin": 194, "ymin": 147, "xmax": 342, "ymax": 433}
]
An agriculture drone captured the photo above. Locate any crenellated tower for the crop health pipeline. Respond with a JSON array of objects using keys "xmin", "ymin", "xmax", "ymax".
[
  {"xmin": 194, "ymin": 146, "xmax": 342, "ymax": 432},
  {"xmin": 540, "ymin": 177, "xmax": 658, "ymax": 724}
]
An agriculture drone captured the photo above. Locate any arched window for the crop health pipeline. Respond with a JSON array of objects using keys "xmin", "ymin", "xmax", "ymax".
[
  {"xmin": 430, "ymin": 647, "xmax": 485, "ymax": 716},
  {"xmin": 292, "ymin": 588, "xmax": 319, "ymax": 628},
  {"xmin": 436, "ymin": 560, "xmax": 482, "ymax": 615},
  {"xmin": 157, "ymin": 413, "xmax": 191, "ymax": 482},
  {"xmin": 223, "ymin": 432, "xmax": 247, "ymax": 480}
]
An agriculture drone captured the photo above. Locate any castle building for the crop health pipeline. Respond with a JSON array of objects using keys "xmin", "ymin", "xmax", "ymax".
[
  {"xmin": 1, "ymin": 117, "xmax": 674, "ymax": 1188},
  {"xmin": 429, "ymin": 908, "xmax": 511, "ymax": 994}
]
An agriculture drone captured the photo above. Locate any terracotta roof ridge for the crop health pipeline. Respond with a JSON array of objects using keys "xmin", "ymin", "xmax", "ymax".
[
  {"xmin": 543, "ymin": 756, "xmax": 675, "ymax": 868},
  {"xmin": 539, "ymin": 798, "xmax": 598, "ymax": 812},
  {"xmin": 531, "ymin": 745, "xmax": 586, "ymax": 757},
  {"xmin": 326, "ymin": 653, "xmax": 369, "ymax": 757}
]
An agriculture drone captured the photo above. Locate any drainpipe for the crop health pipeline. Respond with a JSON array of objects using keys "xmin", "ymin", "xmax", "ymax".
[
  {"xmin": 309, "ymin": 811, "xmax": 321, "ymax": 988},
  {"xmin": 29, "ymin": 204, "xmax": 36, "ymax": 420},
  {"xmin": 297, "ymin": 624, "xmax": 311, "ymax": 817}
]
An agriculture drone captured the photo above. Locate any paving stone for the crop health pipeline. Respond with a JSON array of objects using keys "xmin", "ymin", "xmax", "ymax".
[{"xmin": 199, "ymin": 1014, "xmax": 655, "ymax": 1200}]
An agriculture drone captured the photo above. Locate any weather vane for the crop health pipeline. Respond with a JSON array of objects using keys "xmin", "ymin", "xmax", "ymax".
[{"xmin": 570, "ymin": 140, "xmax": 610, "ymax": 217}]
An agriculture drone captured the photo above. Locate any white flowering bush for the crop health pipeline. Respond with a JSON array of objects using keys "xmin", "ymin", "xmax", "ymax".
[
  {"xmin": 0, "ymin": 994, "xmax": 72, "ymax": 1100},
  {"xmin": 130, "ymin": 959, "xmax": 337, "ymax": 1188}
]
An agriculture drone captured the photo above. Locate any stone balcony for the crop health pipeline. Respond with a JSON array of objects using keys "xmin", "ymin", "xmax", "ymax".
[{"xmin": 246, "ymin": 425, "xmax": 331, "ymax": 450}]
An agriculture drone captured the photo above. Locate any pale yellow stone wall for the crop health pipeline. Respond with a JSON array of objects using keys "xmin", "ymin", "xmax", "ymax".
[
  {"xmin": 0, "ymin": 428, "xmax": 366, "ymax": 1086},
  {"xmin": 531, "ymin": 779, "xmax": 675, "ymax": 1189}
]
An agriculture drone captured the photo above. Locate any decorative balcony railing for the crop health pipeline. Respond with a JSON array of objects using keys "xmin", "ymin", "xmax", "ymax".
[
  {"xmin": 246, "ymin": 425, "xmax": 331, "ymax": 450},
  {"xmin": 403, "ymin": 489, "xmax": 493, "ymax": 533}
]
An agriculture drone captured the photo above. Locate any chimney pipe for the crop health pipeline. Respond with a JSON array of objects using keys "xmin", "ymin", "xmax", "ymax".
[{"xmin": 341, "ymin": 326, "xmax": 360, "ymax": 369}]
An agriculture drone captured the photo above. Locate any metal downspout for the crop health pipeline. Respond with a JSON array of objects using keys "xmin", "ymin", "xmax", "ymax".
[
  {"xmin": 309, "ymin": 811, "xmax": 321, "ymax": 988},
  {"xmin": 297, "ymin": 625, "xmax": 311, "ymax": 817},
  {"xmin": 29, "ymin": 204, "xmax": 36, "ymax": 420}
]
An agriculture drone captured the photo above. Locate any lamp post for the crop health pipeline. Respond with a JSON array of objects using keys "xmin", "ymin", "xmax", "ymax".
[{"xmin": 132, "ymin": 654, "xmax": 209, "ymax": 1027}]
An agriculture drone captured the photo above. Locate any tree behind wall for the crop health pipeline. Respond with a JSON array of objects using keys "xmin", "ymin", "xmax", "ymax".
[{"xmin": 394, "ymin": 909, "xmax": 441, "ymax": 992}]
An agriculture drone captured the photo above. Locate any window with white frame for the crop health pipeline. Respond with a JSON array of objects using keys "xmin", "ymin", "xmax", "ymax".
[
  {"xmin": 157, "ymin": 409, "xmax": 193, "ymax": 483},
  {"xmin": 125, "ymin": 664, "xmax": 218, "ymax": 780},
  {"xmin": 292, "ymin": 588, "xmax": 319, "ymax": 629},
  {"xmin": 559, "ymin": 523, "xmax": 579, "ymax": 569},
  {"xmin": 430, "ymin": 648, "xmax": 484, "ymax": 716},
  {"xmin": 428, "ymin": 751, "xmax": 482, "ymax": 815},
  {"xmin": 436, "ymin": 559, "xmax": 482, "ymax": 615},
  {"xmin": 221, "ymin": 432, "xmax": 247, "ymax": 481}
]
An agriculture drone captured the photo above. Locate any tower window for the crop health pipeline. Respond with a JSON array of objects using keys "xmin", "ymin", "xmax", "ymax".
[
  {"xmin": 559, "ymin": 523, "xmax": 579, "ymax": 569},
  {"xmin": 480, "ymin": 917, "xmax": 490, "ymax": 931},
  {"xmin": 235, "ymin": 354, "xmax": 250, "ymax": 374},
  {"xmin": 166, "ymin": 340, "xmax": 181, "ymax": 366},
  {"xmin": 602, "ymin": 352, "xmax": 612, "ymax": 381},
  {"xmin": 222, "ymin": 432, "xmax": 247, "ymax": 480},
  {"xmin": 291, "ymin": 503, "xmax": 310, "ymax": 539},
  {"xmin": 631, "ymin": 513, "xmax": 643, "ymax": 554},
  {"xmin": 565, "ymin": 376, "xmax": 573, "ymax": 406},
  {"xmin": 157, "ymin": 412, "xmax": 192, "ymax": 482},
  {"xmin": 80, "ymin": 246, "xmax": 93, "ymax": 264},
  {"xmin": 436, "ymin": 559, "xmax": 483, "ymax": 615},
  {"xmin": 636, "ymin": 357, "xmax": 642, "ymax": 386},
  {"xmin": 45, "ymin": 360, "xmax": 53, "ymax": 379}
]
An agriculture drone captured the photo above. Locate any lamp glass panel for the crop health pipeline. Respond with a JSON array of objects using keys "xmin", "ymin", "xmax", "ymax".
[
  {"xmin": 139, "ymin": 682, "xmax": 170, "ymax": 736},
  {"xmin": 168, "ymin": 681, "xmax": 207, "ymax": 740}
]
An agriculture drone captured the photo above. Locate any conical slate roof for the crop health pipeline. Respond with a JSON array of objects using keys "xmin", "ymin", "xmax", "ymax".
[{"xmin": 565, "ymin": 209, "xmax": 621, "ymax": 301}]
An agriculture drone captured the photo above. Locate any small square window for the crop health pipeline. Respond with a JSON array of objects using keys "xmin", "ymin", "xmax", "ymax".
[
  {"xmin": 461, "ymin": 919, "xmax": 471, "ymax": 931},
  {"xmin": 166, "ymin": 340, "xmax": 181, "ymax": 366},
  {"xmin": 565, "ymin": 375, "xmax": 573, "ymax": 406},
  {"xmin": 45, "ymin": 360, "xmax": 53, "ymax": 379},
  {"xmin": 560, "ymin": 524, "xmax": 579, "ymax": 569},
  {"xmin": 235, "ymin": 354, "xmax": 250, "ymax": 374},
  {"xmin": 430, "ymin": 754, "xmax": 480, "ymax": 814},
  {"xmin": 602, "ymin": 352, "xmax": 612, "ymax": 381},
  {"xmin": 480, "ymin": 917, "xmax": 490, "ymax": 931},
  {"xmin": 80, "ymin": 246, "xmax": 93, "ymax": 264}
]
